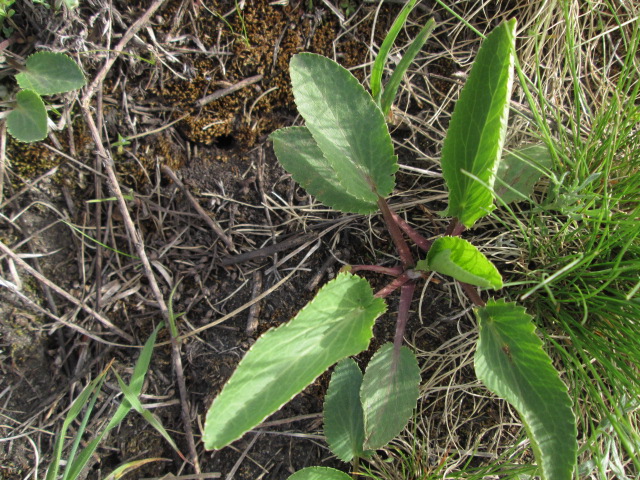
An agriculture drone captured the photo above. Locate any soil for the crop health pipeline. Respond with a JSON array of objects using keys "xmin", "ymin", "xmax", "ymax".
[{"xmin": 0, "ymin": 0, "xmax": 516, "ymax": 479}]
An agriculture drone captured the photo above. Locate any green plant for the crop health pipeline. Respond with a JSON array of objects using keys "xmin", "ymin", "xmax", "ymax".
[
  {"xmin": 3, "ymin": 51, "xmax": 85, "ymax": 143},
  {"xmin": 203, "ymin": 8, "xmax": 577, "ymax": 480},
  {"xmin": 45, "ymin": 323, "xmax": 181, "ymax": 480}
]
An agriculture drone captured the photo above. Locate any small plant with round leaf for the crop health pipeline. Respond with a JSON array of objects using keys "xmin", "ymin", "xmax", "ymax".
[
  {"xmin": 3, "ymin": 51, "xmax": 85, "ymax": 143},
  {"xmin": 203, "ymin": 6, "xmax": 577, "ymax": 480}
]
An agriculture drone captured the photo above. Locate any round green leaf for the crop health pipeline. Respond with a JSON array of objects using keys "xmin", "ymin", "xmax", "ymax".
[
  {"xmin": 290, "ymin": 53, "xmax": 398, "ymax": 203},
  {"xmin": 416, "ymin": 236, "xmax": 503, "ymax": 289},
  {"xmin": 6, "ymin": 89, "xmax": 48, "ymax": 143},
  {"xmin": 15, "ymin": 52, "xmax": 86, "ymax": 96},
  {"xmin": 361, "ymin": 343, "xmax": 420, "ymax": 450},
  {"xmin": 441, "ymin": 19, "xmax": 516, "ymax": 228},
  {"xmin": 475, "ymin": 299, "xmax": 577, "ymax": 480},
  {"xmin": 324, "ymin": 358, "xmax": 367, "ymax": 462},
  {"xmin": 288, "ymin": 467, "xmax": 352, "ymax": 480},
  {"xmin": 204, "ymin": 273, "xmax": 386, "ymax": 450}
]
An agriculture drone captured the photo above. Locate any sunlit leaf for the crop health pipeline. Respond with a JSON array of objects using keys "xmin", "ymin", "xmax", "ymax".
[
  {"xmin": 475, "ymin": 299, "xmax": 577, "ymax": 480},
  {"xmin": 204, "ymin": 273, "xmax": 386, "ymax": 450},
  {"xmin": 271, "ymin": 127, "xmax": 376, "ymax": 213},
  {"xmin": 415, "ymin": 236, "xmax": 503, "ymax": 289},
  {"xmin": 441, "ymin": 19, "xmax": 517, "ymax": 227},
  {"xmin": 289, "ymin": 53, "xmax": 398, "ymax": 203}
]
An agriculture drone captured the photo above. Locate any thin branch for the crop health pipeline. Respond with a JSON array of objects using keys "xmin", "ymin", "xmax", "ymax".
[
  {"xmin": 162, "ymin": 165, "xmax": 235, "ymax": 251},
  {"xmin": 377, "ymin": 196, "xmax": 413, "ymax": 268},
  {"xmin": 389, "ymin": 209, "xmax": 432, "ymax": 251},
  {"xmin": 394, "ymin": 282, "xmax": 416, "ymax": 351},
  {"xmin": 375, "ymin": 272, "xmax": 413, "ymax": 298},
  {"xmin": 460, "ymin": 282, "xmax": 486, "ymax": 308},
  {"xmin": 196, "ymin": 74, "xmax": 263, "ymax": 107},
  {"xmin": 350, "ymin": 264, "xmax": 403, "ymax": 276}
]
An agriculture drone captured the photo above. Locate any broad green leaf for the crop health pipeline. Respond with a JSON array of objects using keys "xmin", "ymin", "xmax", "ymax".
[
  {"xmin": 475, "ymin": 299, "xmax": 577, "ymax": 480},
  {"xmin": 290, "ymin": 53, "xmax": 398, "ymax": 203},
  {"xmin": 324, "ymin": 358, "xmax": 368, "ymax": 462},
  {"xmin": 495, "ymin": 144, "xmax": 552, "ymax": 204},
  {"xmin": 204, "ymin": 273, "xmax": 386, "ymax": 450},
  {"xmin": 380, "ymin": 18, "xmax": 435, "ymax": 116},
  {"xmin": 16, "ymin": 52, "xmax": 86, "ymax": 95},
  {"xmin": 441, "ymin": 19, "xmax": 516, "ymax": 228},
  {"xmin": 370, "ymin": 0, "xmax": 417, "ymax": 103},
  {"xmin": 6, "ymin": 89, "xmax": 48, "ymax": 143},
  {"xmin": 288, "ymin": 467, "xmax": 352, "ymax": 480},
  {"xmin": 415, "ymin": 236, "xmax": 502, "ymax": 289},
  {"xmin": 361, "ymin": 343, "xmax": 420, "ymax": 450},
  {"xmin": 271, "ymin": 127, "xmax": 376, "ymax": 213}
]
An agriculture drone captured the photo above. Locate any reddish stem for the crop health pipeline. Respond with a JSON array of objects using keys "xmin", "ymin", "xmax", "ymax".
[
  {"xmin": 389, "ymin": 209, "xmax": 432, "ymax": 252},
  {"xmin": 377, "ymin": 196, "xmax": 413, "ymax": 268},
  {"xmin": 374, "ymin": 272, "xmax": 412, "ymax": 298},
  {"xmin": 394, "ymin": 282, "xmax": 416, "ymax": 351},
  {"xmin": 350, "ymin": 264, "xmax": 404, "ymax": 276},
  {"xmin": 444, "ymin": 217, "xmax": 466, "ymax": 237},
  {"xmin": 460, "ymin": 282, "xmax": 486, "ymax": 307}
]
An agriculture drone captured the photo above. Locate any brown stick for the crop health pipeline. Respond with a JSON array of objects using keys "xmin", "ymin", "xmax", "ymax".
[
  {"xmin": 246, "ymin": 271, "xmax": 263, "ymax": 335},
  {"xmin": 81, "ymin": 0, "xmax": 169, "ymax": 107},
  {"xmin": 196, "ymin": 74, "xmax": 263, "ymax": 108},
  {"xmin": 220, "ymin": 232, "xmax": 318, "ymax": 266},
  {"xmin": 0, "ymin": 240, "xmax": 133, "ymax": 342},
  {"xmin": 161, "ymin": 165, "xmax": 235, "ymax": 251}
]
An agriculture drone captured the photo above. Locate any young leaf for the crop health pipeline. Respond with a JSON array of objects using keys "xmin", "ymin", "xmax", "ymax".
[
  {"xmin": 15, "ymin": 52, "xmax": 86, "ymax": 96},
  {"xmin": 290, "ymin": 53, "xmax": 398, "ymax": 204},
  {"xmin": 204, "ymin": 273, "xmax": 386, "ymax": 450},
  {"xmin": 271, "ymin": 127, "xmax": 377, "ymax": 213},
  {"xmin": 415, "ymin": 236, "xmax": 503, "ymax": 289},
  {"xmin": 324, "ymin": 358, "xmax": 368, "ymax": 462},
  {"xmin": 380, "ymin": 18, "xmax": 436, "ymax": 116},
  {"xmin": 495, "ymin": 144, "xmax": 552, "ymax": 204},
  {"xmin": 6, "ymin": 89, "xmax": 48, "ymax": 143},
  {"xmin": 440, "ymin": 19, "xmax": 516, "ymax": 228},
  {"xmin": 288, "ymin": 467, "xmax": 353, "ymax": 480},
  {"xmin": 370, "ymin": 0, "xmax": 417, "ymax": 103},
  {"xmin": 361, "ymin": 343, "xmax": 421, "ymax": 450},
  {"xmin": 475, "ymin": 299, "xmax": 577, "ymax": 480}
]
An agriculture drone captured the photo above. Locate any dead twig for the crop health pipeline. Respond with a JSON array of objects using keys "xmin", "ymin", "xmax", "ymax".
[
  {"xmin": 246, "ymin": 271, "xmax": 263, "ymax": 335},
  {"xmin": 0, "ymin": 240, "xmax": 134, "ymax": 342},
  {"xmin": 161, "ymin": 165, "xmax": 235, "ymax": 251},
  {"xmin": 220, "ymin": 232, "xmax": 318, "ymax": 266},
  {"xmin": 195, "ymin": 74, "xmax": 263, "ymax": 108}
]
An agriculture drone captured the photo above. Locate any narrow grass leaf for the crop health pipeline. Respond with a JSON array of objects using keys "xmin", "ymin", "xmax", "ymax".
[
  {"xmin": 16, "ymin": 52, "xmax": 86, "ymax": 95},
  {"xmin": 45, "ymin": 366, "xmax": 110, "ymax": 480},
  {"xmin": 370, "ymin": 0, "xmax": 417, "ymax": 103},
  {"xmin": 63, "ymin": 323, "xmax": 164, "ymax": 480},
  {"xmin": 103, "ymin": 458, "xmax": 168, "ymax": 480},
  {"xmin": 495, "ymin": 144, "xmax": 552, "ymax": 204},
  {"xmin": 380, "ymin": 18, "xmax": 435, "ymax": 116},
  {"xmin": 475, "ymin": 299, "xmax": 577, "ymax": 480},
  {"xmin": 416, "ymin": 236, "xmax": 502, "ymax": 289},
  {"xmin": 114, "ymin": 371, "xmax": 184, "ymax": 459},
  {"xmin": 288, "ymin": 466, "xmax": 353, "ymax": 480},
  {"xmin": 361, "ymin": 343, "xmax": 420, "ymax": 450},
  {"xmin": 6, "ymin": 89, "xmax": 48, "ymax": 143},
  {"xmin": 324, "ymin": 358, "xmax": 368, "ymax": 462},
  {"xmin": 204, "ymin": 273, "xmax": 386, "ymax": 450},
  {"xmin": 441, "ymin": 19, "xmax": 516, "ymax": 228},
  {"xmin": 290, "ymin": 53, "xmax": 398, "ymax": 203},
  {"xmin": 271, "ymin": 127, "xmax": 377, "ymax": 213}
]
